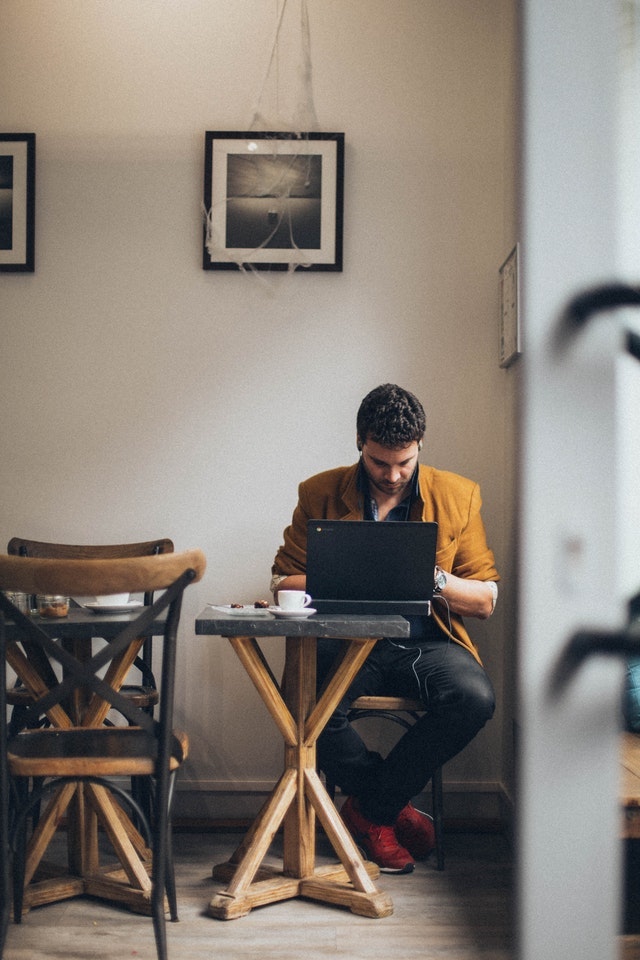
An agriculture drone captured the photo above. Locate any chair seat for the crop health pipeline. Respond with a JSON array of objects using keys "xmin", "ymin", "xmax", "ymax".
[
  {"xmin": 8, "ymin": 726, "xmax": 189, "ymax": 777},
  {"xmin": 350, "ymin": 696, "xmax": 423, "ymax": 712},
  {"xmin": 119, "ymin": 685, "xmax": 160, "ymax": 708},
  {"xmin": 6, "ymin": 683, "xmax": 159, "ymax": 710}
]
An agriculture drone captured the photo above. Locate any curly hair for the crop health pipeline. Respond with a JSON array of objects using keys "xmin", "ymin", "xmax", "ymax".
[{"xmin": 356, "ymin": 384, "xmax": 426, "ymax": 448}]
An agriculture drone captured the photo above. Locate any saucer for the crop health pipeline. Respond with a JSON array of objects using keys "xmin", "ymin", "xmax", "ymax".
[
  {"xmin": 209, "ymin": 604, "xmax": 274, "ymax": 618},
  {"xmin": 271, "ymin": 608, "xmax": 317, "ymax": 619},
  {"xmin": 85, "ymin": 601, "xmax": 144, "ymax": 614}
]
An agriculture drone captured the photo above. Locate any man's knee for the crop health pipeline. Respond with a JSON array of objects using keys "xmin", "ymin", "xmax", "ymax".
[{"xmin": 465, "ymin": 671, "xmax": 495, "ymax": 726}]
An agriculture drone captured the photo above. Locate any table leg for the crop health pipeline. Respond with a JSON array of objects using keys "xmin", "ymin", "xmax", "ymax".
[
  {"xmin": 82, "ymin": 782, "xmax": 155, "ymax": 913},
  {"xmin": 209, "ymin": 769, "xmax": 298, "ymax": 918},
  {"xmin": 24, "ymin": 783, "xmax": 77, "ymax": 889},
  {"xmin": 208, "ymin": 633, "xmax": 393, "ymax": 920},
  {"xmin": 282, "ymin": 635, "xmax": 316, "ymax": 879},
  {"xmin": 302, "ymin": 766, "xmax": 393, "ymax": 917}
]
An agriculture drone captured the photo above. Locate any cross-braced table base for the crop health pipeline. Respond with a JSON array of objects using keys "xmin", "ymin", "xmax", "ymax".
[
  {"xmin": 208, "ymin": 633, "xmax": 394, "ymax": 920},
  {"xmin": 19, "ymin": 780, "xmax": 157, "ymax": 916}
]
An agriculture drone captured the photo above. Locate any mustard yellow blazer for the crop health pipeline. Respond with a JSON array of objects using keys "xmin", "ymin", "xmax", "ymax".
[{"xmin": 272, "ymin": 462, "xmax": 499, "ymax": 663}]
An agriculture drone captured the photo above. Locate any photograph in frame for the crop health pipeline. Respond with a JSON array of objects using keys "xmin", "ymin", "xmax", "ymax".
[
  {"xmin": 203, "ymin": 131, "xmax": 344, "ymax": 272},
  {"xmin": 0, "ymin": 133, "xmax": 35, "ymax": 272}
]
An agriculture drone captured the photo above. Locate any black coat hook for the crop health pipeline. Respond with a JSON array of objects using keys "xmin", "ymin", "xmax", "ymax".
[{"xmin": 555, "ymin": 282, "xmax": 640, "ymax": 361}]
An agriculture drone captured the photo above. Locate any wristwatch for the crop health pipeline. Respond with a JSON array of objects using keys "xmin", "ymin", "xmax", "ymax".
[{"xmin": 434, "ymin": 566, "xmax": 447, "ymax": 594}]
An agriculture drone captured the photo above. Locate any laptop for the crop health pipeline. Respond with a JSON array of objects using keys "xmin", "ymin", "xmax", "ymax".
[{"xmin": 306, "ymin": 519, "xmax": 438, "ymax": 616}]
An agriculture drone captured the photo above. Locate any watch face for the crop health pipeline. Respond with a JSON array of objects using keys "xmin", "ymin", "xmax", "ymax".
[{"xmin": 434, "ymin": 570, "xmax": 446, "ymax": 592}]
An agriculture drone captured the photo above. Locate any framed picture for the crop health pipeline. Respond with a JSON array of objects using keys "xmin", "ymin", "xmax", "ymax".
[
  {"xmin": 0, "ymin": 133, "xmax": 35, "ymax": 272},
  {"xmin": 499, "ymin": 243, "xmax": 520, "ymax": 367},
  {"xmin": 203, "ymin": 131, "xmax": 344, "ymax": 272}
]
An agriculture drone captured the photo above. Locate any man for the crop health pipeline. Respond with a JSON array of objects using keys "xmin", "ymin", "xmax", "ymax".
[{"xmin": 271, "ymin": 383, "xmax": 499, "ymax": 874}]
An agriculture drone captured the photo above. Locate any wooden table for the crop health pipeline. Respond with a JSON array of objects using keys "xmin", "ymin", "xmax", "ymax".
[
  {"xmin": 195, "ymin": 608, "xmax": 411, "ymax": 920},
  {"xmin": 4, "ymin": 604, "xmax": 166, "ymax": 915}
]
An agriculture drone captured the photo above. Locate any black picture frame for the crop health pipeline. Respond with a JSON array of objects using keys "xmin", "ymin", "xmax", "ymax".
[
  {"xmin": 0, "ymin": 133, "xmax": 35, "ymax": 272},
  {"xmin": 203, "ymin": 131, "xmax": 344, "ymax": 272}
]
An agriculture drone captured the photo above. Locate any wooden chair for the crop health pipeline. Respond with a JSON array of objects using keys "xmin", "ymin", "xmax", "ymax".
[
  {"xmin": 0, "ymin": 548, "xmax": 206, "ymax": 960},
  {"xmin": 6, "ymin": 539, "xmax": 175, "ymax": 827},
  {"xmin": 6, "ymin": 537, "xmax": 174, "ymax": 714},
  {"xmin": 326, "ymin": 695, "xmax": 445, "ymax": 871}
]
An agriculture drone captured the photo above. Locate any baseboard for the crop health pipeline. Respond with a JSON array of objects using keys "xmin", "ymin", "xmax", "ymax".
[
  {"xmin": 172, "ymin": 816, "xmax": 506, "ymax": 834},
  {"xmin": 173, "ymin": 781, "xmax": 514, "ymax": 836}
]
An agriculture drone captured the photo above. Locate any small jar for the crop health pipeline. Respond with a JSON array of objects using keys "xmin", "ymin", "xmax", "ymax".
[
  {"xmin": 36, "ymin": 595, "xmax": 70, "ymax": 618},
  {"xmin": 4, "ymin": 591, "xmax": 31, "ymax": 615}
]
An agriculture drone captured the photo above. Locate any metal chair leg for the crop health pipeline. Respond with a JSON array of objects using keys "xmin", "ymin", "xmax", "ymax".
[
  {"xmin": 12, "ymin": 777, "xmax": 29, "ymax": 924},
  {"xmin": 432, "ymin": 765, "xmax": 445, "ymax": 870}
]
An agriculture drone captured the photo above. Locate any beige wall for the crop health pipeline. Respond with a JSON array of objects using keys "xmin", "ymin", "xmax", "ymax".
[{"xmin": 0, "ymin": 0, "xmax": 518, "ymax": 821}]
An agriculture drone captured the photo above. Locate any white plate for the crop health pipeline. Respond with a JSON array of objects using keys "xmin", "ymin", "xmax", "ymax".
[
  {"xmin": 209, "ymin": 604, "xmax": 275, "ymax": 617},
  {"xmin": 85, "ymin": 601, "xmax": 144, "ymax": 614},
  {"xmin": 271, "ymin": 608, "xmax": 317, "ymax": 619}
]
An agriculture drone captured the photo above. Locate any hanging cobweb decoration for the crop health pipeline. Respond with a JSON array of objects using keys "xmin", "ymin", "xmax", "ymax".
[{"xmin": 203, "ymin": 0, "xmax": 342, "ymax": 275}]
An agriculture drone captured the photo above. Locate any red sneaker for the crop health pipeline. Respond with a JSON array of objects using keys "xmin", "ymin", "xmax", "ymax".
[
  {"xmin": 340, "ymin": 796, "xmax": 415, "ymax": 874},
  {"xmin": 394, "ymin": 803, "xmax": 436, "ymax": 860}
]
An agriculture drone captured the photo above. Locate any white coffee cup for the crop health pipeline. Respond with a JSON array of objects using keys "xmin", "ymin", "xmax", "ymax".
[
  {"xmin": 278, "ymin": 590, "xmax": 312, "ymax": 611},
  {"xmin": 95, "ymin": 593, "xmax": 130, "ymax": 605}
]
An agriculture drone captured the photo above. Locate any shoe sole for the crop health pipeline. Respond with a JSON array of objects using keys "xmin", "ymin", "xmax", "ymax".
[
  {"xmin": 353, "ymin": 841, "xmax": 415, "ymax": 874},
  {"xmin": 378, "ymin": 862, "xmax": 415, "ymax": 874}
]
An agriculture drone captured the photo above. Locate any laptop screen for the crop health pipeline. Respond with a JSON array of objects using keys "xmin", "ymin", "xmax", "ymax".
[{"xmin": 306, "ymin": 519, "xmax": 438, "ymax": 615}]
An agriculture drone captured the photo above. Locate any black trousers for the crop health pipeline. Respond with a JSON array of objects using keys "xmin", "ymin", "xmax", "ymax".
[{"xmin": 316, "ymin": 632, "xmax": 495, "ymax": 825}]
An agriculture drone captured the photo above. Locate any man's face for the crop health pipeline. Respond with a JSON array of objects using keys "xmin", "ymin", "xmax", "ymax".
[{"xmin": 359, "ymin": 438, "xmax": 420, "ymax": 498}]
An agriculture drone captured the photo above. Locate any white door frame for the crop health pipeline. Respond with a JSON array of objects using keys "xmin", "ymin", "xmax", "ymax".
[{"xmin": 518, "ymin": 1, "xmax": 637, "ymax": 958}]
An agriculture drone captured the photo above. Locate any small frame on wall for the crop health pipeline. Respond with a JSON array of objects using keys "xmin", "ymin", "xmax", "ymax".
[
  {"xmin": 203, "ymin": 131, "xmax": 344, "ymax": 272},
  {"xmin": 0, "ymin": 133, "xmax": 35, "ymax": 272},
  {"xmin": 499, "ymin": 243, "xmax": 520, "ymax": 367}
]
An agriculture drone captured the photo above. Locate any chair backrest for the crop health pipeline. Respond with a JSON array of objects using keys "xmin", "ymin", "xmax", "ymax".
[
  {"xmin": 7, "ymin": 539, "xmax": 174, "ymax": 607},
  {"xmin": 7, "ymin": 537, "xmax": 174, "ymax": 560},
  {"xmin": 0, "ymin": 549, "xmax": 206, "ymax": 754},
  {"xmin": 0, "ymin": 549, "xmax": 201, "ymax": 608}
]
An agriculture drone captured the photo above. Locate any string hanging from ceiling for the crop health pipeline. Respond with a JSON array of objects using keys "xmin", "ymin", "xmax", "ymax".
[
  {"xmin": 251, "ymin": 0, "xmax": 320, "ymax": 134},
  {"xmin": 204, "ymin": 0, "xmax": 329, "ymax": 275}
]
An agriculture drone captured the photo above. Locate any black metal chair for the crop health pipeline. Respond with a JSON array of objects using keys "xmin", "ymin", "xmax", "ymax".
[{"xmin": 0, "ymin": 548, "xmax": 206, "ymax": 960}]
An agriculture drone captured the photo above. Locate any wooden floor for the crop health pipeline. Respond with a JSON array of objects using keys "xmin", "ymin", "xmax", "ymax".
[{"xmin": 2, "ymin": 828, "xmax": 515, "ymax": 960}]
